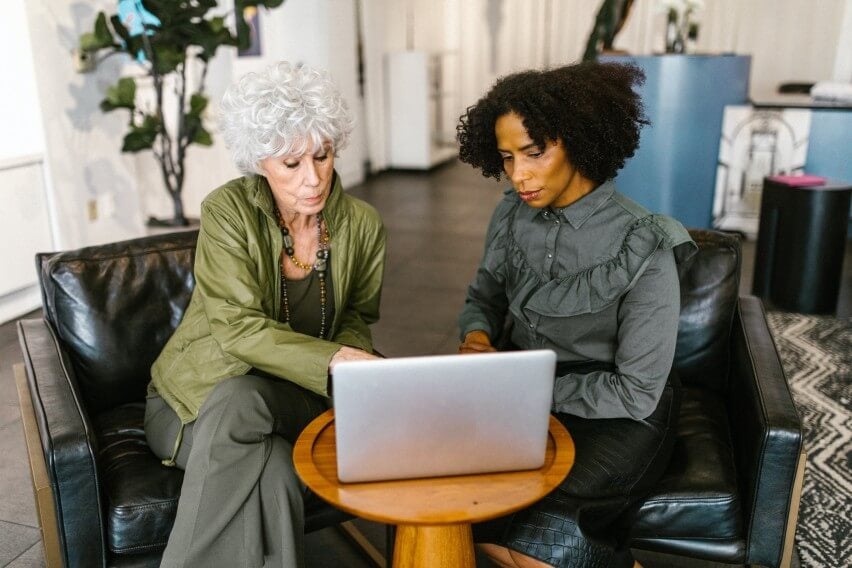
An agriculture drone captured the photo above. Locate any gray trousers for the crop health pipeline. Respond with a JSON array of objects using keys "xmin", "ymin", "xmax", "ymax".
[{"xmin": 145, "ymin": 374, "xmax": 328, "ymax": 568}]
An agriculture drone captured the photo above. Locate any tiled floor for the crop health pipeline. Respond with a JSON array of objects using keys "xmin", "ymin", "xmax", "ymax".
[{"xmin": 1, "ymin": 160, "xmax": 848, "ymax": 566}]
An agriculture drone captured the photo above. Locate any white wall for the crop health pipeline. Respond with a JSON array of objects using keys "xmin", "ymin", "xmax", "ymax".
[
  {"xmin": 24, "ymin": 0, "xmax": 148, "ymax": 249},
  {"xmin": 360, "ymin": 0, "xmax": 389, "ymax": 172},
  {"xmin": 693, "ymin": 0, "xmax": 849, "ymax": 97},
  {"xmin": 0, "ymin": 0, "xmax": 56, "ymax": 321},
  {"xmin": 832, "ymin": 0, "xmax": 852, "ymax": 82},
  {"xmin": 0, "ymin": 0, "xmax": 45, "ymax": 161}
]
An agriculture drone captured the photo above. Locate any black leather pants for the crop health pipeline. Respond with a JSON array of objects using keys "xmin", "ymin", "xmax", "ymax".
[{"xmin": 474, "ymin": 369, "xmax": 681, "ymax": 568}]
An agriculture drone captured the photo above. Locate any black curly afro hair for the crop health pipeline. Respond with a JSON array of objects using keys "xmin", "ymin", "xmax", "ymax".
[{"xmin": 457, "ymin": 61, "xmax": 649, "ymax": 185}]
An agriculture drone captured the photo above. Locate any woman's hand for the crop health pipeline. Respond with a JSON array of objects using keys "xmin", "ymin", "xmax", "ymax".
[
  {"xmin": 459, "ymin": 330, "xmax": 497, "ymax": 354},
  {"xmin": 329, "ymin": 346, "xmax": 380, "ymax": 372}
]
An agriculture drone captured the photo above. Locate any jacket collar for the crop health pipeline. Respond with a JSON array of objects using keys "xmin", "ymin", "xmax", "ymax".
[{"xmin": 250, "ymin": 170, "xmax": 346, "ymax": 234}]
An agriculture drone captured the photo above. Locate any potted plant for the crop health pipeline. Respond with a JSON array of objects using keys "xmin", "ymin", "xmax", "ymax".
[{"xmin": 78, "ymin": 0, "xmax": 285, "ymax": 227}]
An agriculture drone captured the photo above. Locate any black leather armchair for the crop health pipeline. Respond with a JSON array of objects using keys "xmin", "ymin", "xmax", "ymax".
[
  {"xmin": 16, "ymin": 229, "xmax": 804, "ymax": 568},
  {"xmin": 15, "ymin": 230, "xmax": 384, "ymax": 568},
  {"xmin": 627, "ymin": 230, "xmax": 805, "ymax": 567}
]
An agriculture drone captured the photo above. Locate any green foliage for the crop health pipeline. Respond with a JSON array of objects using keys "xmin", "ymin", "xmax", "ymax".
[
  {"xmin": 79, "ymin": 13, "xmax": 116, "ymax": 51},
  {"xmin": 77, "ymin": 1, "xmax": 287, "ymax": 223},
  {"xmin": 100, "ymin": 77, "xmax": 136, "ymax": 112},
  {"xmin": 123, "ymin": 114, "xmax": 161, "ymax": 152}
]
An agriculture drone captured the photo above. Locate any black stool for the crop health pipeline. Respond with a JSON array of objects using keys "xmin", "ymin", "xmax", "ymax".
[{"xmin": 753, "ymin": 176, "xmax": 851, "ymax": 314}]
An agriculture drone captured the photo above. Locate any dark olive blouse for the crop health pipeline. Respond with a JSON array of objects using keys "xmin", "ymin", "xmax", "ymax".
[{"xmin": 284, "ymin": 270, "xmax": 335, "ymax": 339}]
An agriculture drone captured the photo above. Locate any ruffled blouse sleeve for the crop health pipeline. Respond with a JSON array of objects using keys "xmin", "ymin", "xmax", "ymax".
[{"xmin": 458, "ymin": 192, "xmax": 519, "ymax": 340}]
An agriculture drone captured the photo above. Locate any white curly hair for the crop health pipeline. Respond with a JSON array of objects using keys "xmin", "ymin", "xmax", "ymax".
[{"xmin": 219, "ymin": 61, "xmax": 354, "ymax": 175}]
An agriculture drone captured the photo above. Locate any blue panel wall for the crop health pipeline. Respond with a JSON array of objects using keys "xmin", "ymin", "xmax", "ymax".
[
  {"xmin": 601, "ymin": 55, "xmax": 751, "ymax": 228},
  {"xmin": 805, "ymin": 110, "xmax": 852, "ymax": 233},
  {"xmin": 805, "ymin": 110, "xmax": 852, "ymax": 183}
]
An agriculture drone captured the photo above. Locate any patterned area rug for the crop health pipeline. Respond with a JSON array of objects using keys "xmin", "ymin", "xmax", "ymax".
[{"xmin": 766, "ymin": 312, "xmax": 851, "ymax": 568}]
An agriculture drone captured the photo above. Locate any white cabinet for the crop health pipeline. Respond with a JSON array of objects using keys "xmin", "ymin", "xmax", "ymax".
[{"xmin": 385, "ymin": 51, "xmax": 458, "ymax": 169}]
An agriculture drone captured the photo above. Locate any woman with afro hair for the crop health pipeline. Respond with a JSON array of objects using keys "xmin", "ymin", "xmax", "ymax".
[{"xmin": 456, "ymin": 61, "xmax": 697, "ymax": 568}]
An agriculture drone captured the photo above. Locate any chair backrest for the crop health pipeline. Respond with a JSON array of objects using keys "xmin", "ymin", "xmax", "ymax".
[
  {"xmin": 673, "ymin": 229, "xmax": 741, "ymax": 392},
  {"xmin": 35, "ymin": 227, "xmax": 741, "ymax": 412},
  {"xmin": 38, "ymin": 231, "xmax": 199, "ymax": 414}
]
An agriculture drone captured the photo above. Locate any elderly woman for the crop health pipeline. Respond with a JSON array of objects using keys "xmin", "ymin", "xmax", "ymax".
[
  {"xmin": 144, "ymin": 62, "xmax": 386, "ymax": 568},
  {"xmin": 456, "ymin": 61, "xmax": 696, "ymax": 568}
]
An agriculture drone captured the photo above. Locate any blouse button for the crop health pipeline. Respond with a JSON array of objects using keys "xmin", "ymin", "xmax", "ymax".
[{"xmin": 547, "ymin": 253, "xmax": 553, "ymax": 258}]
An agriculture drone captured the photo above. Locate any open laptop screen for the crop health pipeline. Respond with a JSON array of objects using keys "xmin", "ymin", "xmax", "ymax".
[{"xmin": 332, "ymin": 350, "xmax": 556, "ymax": 483}]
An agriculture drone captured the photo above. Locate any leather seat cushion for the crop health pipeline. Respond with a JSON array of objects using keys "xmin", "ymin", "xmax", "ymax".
[
  {"xmin": 96, "ymin": 402, "xmax": 183, "ymax": 555},
  {"xmin": 630, "ymin": 387, "xmax": 744, "ymax": 554},
  {"xmin": 96, "ymin": 402, "xmax": 352, "ymax": 556}
]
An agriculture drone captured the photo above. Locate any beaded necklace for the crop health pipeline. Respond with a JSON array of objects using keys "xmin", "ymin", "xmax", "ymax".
[{"xmin": 275, "ymin": 208, "xmax": 331, "ymax": 339}]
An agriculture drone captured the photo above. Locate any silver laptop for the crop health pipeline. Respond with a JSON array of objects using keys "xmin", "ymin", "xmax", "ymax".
[{"xmin": 332, "ymin": 350, "xmax": 556, "ymax": 483}]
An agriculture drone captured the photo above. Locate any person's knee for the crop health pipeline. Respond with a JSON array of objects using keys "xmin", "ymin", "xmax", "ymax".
[{"xmin": 199, "ymin": 375, "xmax": 276, "ymax": 438}]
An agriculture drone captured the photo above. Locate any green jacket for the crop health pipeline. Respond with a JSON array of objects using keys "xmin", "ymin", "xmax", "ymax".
[{"xmin": 150, "ymin": 173, "xmax": 386, "ymax": 424}]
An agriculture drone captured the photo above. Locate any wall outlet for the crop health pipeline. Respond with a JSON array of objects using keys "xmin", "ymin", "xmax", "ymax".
[
  {"xmin": 87, "ymin": 199, "xmax": 98, "ymax": 221},
  {"xmin": 72, "ymin": 48, "xmax": 96, "ymax": 73}
]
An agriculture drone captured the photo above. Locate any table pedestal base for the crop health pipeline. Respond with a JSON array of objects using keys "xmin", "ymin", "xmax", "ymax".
[{"xmin": 392, "ymin": 523, "xmax": 475, "ymax": 568}]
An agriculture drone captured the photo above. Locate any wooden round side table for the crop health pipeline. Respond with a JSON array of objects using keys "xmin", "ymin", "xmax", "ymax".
[{"xmin": 294, "ymin": 409, "xmax": 574, "ymax": 568}]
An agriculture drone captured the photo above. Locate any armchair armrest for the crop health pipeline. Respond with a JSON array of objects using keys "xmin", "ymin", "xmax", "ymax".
[
  {"xmin": 17, "ymin": 318, "xmax": 107, "ymax": 568},
  {"xmin": 728, "ymin": 296, "xmax": 803, "ymax": 568}
]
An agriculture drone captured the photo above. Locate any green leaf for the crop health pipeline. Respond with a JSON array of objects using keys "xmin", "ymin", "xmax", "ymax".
[
  {"xmin": 143, "ymin": 1, "xmax": 177, "ymax": 25},
  {"xmin": 79, "ymin": 33, "xmax": 102, "ymax": 52},
  {"xmin": 94, "ymin": 12, "xmax": 113, "ymax": 45},
  {"xmin": 187, "ymin": 17, "xmax": 237, "ymax": 61},
  {"xmin": 209, "ymin": 16, "xmax": 227, "ymax": 34},
  {"xmin": 79, "ymin": 12, "xmax": 117, "ymax": 52},
  {"xmin": 100, "ymin": 77, "xmax": 136, "ymax": 112},
  {"xmin": 189, "ymin": 94, "xmax": 208, "ymax": 117},
  {"xmin": 192, "ymin": 126, "xmax": 213, "ymax": 146},
  {"xmin": 152, "ymin": 45, "xmax": 185, "ymax": 74},
  {"xmin": 122, "ymin": 115, "xmax": 160, "ymax": 153}
]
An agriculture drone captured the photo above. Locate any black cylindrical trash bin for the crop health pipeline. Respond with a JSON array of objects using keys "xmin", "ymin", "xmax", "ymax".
[{"xmin": 753, "ymin": 177, "xmax": 851, "ymax": 314}]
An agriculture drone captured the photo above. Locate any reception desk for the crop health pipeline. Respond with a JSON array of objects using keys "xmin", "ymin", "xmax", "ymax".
[{"xmin": 601, "ymin": 54, "xmax": 752, "ymax": 228}]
